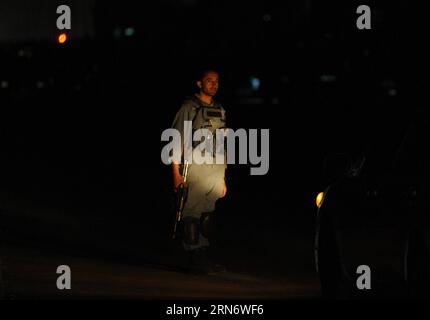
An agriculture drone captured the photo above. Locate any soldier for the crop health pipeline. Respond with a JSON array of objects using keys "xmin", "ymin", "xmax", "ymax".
[{"xmin": 171, "ymin": 69, "xmax": 227, "ymax": 273}]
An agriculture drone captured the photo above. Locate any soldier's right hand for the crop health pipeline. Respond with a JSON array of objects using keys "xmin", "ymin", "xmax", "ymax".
[{"xmin": 173, "ymin": 173, "xmax": 185, "ymax": 192}]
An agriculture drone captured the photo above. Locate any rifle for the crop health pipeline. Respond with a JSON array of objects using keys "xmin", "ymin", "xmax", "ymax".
[{"xmin": 172, "ymin": 160, "xmax": 189, "ymax": 240}]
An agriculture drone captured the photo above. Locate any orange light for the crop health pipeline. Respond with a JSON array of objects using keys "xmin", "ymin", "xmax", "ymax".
[
  {"xmin": 316, "ymin": 192, "xmax": 325, "ymax": 208},
  {"xmin": 58, "ymin": 33, "xmax": 67, "ymax": 44}
]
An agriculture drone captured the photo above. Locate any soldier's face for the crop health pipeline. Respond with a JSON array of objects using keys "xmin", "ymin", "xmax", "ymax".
[{"xmin": 199, "ymin": 72, "xmax": 219, "ymax": 96}]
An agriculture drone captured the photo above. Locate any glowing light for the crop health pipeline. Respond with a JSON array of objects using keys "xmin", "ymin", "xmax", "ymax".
[
  {"xmin": 250, "ymin": 76, "xmax": 261, "ymax": 91},
  {"xmin": 125, "ymin": 28, "xmax": 135, "ymax": 37},
  {"xmin": 58, "ymin": 33, "xmax": 67, "ymax": 44},
  {"xmin": 316, "ymin": 192, "xmax": 325, "ymax": 208}
]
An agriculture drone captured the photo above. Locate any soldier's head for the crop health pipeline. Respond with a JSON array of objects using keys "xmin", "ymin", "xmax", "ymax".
[{"xmin": 196, "ymin": 69, "xmax": 219, "ymax": 97}]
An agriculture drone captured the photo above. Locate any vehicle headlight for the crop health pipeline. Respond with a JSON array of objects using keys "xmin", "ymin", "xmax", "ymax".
[{"xmin": 316, "ymin": 191, "xmax": 325, "ymax": 208}]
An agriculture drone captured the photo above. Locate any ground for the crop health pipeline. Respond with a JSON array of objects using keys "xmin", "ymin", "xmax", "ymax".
[{"xmin": 0, "ymin": 196, "xmax": 320, "ymax": 299}]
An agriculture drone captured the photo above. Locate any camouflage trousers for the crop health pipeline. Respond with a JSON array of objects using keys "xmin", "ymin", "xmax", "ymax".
[{"xmin": 182, "ymin": 163, "xmax": 225, "ymax": 251}]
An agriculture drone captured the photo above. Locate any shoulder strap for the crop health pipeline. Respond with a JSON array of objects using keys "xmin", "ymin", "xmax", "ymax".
[
  {"xmin": 185, "ymin": 95, "xmax": 224, "ymax": 123},
  {"xmin": 185, "ymin": 95, "xmax": 202, "ymax": 123}
]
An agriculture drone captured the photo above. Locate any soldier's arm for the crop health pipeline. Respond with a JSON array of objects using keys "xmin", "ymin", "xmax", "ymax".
[
  {"xmin": 172, "ymin": 162, "xmax": 183, "ymax": 190},
  {"xmin": 171, "ymin": 103, "xmax": 192, "ymax": 190}
]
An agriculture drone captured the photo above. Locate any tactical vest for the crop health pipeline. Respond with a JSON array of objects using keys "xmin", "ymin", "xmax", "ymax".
[{"xmin": 186, "ymin": 95, "xmax": 227, "ymax": 155}]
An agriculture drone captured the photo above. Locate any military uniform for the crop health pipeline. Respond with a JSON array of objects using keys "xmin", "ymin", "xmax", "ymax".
[{"xmin": 172, "ymin": 94, "xmax": 227, "ymax": 253}]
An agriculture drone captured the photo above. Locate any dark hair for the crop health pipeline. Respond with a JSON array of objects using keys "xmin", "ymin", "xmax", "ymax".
[{"xmin": 196, "ymin": 68, "xmax": 219, "ymax": 81}]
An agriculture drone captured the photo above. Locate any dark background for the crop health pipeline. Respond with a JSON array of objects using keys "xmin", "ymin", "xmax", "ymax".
[{"xmin": 0, "ymin": 0, "xmax": 429, "ymax": 282}]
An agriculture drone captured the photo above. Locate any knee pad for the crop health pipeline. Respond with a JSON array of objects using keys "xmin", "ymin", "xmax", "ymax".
[
  {"xmin": 182, "ymin": 217, "xmax": 200, "ymax": 245},
  {"xmin": 200, "ymin": 212, "xmax": 213, "ymax": 239}
]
